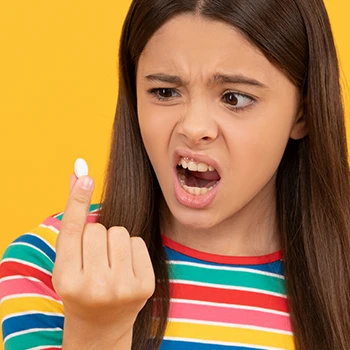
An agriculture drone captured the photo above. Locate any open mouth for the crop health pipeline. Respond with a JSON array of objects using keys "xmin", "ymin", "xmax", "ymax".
[{"xmin": 176, "ymin": 157, "xmax": 221, "ymax": 196}]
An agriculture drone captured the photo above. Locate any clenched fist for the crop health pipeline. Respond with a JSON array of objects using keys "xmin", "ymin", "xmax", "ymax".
[{"xmin": 52, "ymin": 174, "xmax": 155, "ymax": 349}]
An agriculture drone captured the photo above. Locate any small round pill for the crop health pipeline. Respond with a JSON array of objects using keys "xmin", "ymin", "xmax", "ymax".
[{"xmin": 74, "ymin": 158, "xmax": 89, "ymax": 178}]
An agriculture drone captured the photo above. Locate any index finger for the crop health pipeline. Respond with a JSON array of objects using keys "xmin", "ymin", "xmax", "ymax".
[{"xmin": 56, "ymin": 175, "xmax": 94, "ymax": 268}]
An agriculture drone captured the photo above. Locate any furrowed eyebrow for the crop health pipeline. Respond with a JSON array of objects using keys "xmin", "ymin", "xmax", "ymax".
[
  {"xmin": 210, "ymin": 73, "xmax": 269, "ymax": 90},
  {"xmin": 144, "ymin": 73, "xmax": 269, "ymax": 90},
  {"xmin": 145, "ymin": 73, "xmax": 183, "ymax": 85}
]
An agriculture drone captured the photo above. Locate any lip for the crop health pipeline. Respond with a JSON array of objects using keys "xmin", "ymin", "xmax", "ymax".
[
  {"xmin": 173, "ymin": 148, "xmax": 222, "ymax": 176},
  {"xmin": 172, "ymin": 148, "xmax": 221, "ymax": 209}
]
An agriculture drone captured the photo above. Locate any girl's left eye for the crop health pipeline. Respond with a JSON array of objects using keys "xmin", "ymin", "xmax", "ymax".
[
  {"xmin": 148, "ymin": 88, "xmax": 255, "ymax": 112},
  {"xmin": 222, "ymin": 92, "xmax": 254, "ymax": 110}
]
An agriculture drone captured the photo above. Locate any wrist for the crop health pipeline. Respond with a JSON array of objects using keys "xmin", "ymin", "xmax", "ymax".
[{"xmin": 62, "ymin": 315, "xmax": 133, "ymax": 349}]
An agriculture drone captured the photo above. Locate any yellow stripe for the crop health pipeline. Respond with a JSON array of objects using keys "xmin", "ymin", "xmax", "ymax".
[
  {"xmin": 164, "ymin": 320, "xmax": 295, "ymax": 349},
  {"xmin": 1, "ymin": 296, "xmax": 64, "ymax": 319},
  {"xmin": 30, "ymin": 226, "xmax": 58, "ymax": 250}
]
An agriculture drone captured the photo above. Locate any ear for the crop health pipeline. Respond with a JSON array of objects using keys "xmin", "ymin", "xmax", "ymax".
[{"xmin": 290, "ymin": 107, "xmax": 308, "ymax": 140}]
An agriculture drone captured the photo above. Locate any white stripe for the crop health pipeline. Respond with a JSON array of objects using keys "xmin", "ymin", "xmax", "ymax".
[
  {"xmin": 28, "ymin": 347, "xmax": 61, "ymax": 350},
  {"xmin": 39, "ymin": 223, "xmax": 59, "ymax": 234},
  {"xmin": 162, "ymin": 336, "xmax": 286, "ymax": 350},
  {"xmin": 170, "ymin": 298, "xmax": 290, "ymax": 316},
  {"xmin": 170, "ymin": 279, "xmax": 287, "ymax": 298},
  {"xmin": 9, "ymin": 242, "xmax": 53, "ymax": 264},
  {"xmin": 0, "ymin": 275, "xmax": 43, "ymax": 284},
  {"xmin": 1, "ymin": 293, "xmax": 62, "ymax": 304},
  {"xmin": 0, "ymin": 258, "xmax": 52, "ymax": 276},
  {"xmin": 2, "ymin": 311, "xmax": 64, "ymax": 323},
  {"xmin": 23, "ymin": 233, "xmax": 56, "ymax": 254},
  {"xmin": 168, "ymin": 260, "xmax": 284, "ymax": 279},
  {"xmin": 3, "ymin": 328, "xmax": 62, "ymax": 344},
  {"xmin": 167, "ymin": 318, "xmax": 293, "ymax": 336}
]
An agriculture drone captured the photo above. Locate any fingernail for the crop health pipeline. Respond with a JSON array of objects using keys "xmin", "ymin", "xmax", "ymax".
[{"xmin": 80, "ymin": 177, "xmax": 94, "ymax": 191}]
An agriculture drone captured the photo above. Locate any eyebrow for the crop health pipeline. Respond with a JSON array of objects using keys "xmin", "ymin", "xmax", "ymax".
[{"xmin": 144, "ymin": 73, "xmax": 269, "ymax": 89}]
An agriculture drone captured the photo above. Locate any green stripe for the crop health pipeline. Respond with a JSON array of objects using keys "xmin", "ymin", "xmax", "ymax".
[
  {"xmin": 5, "ymin": 329, "xmax": 63, "ymax": 350},
  {"xmin": 2, "ymin": 244, "xmax": 53, "ymax": 274},
  {"xmin": 90, "ymin": 203, "xmax": 101, "ymax": 212},
  {"xmin": 168, "ymin": 263, "xmax": 286, "ymax": 295}
]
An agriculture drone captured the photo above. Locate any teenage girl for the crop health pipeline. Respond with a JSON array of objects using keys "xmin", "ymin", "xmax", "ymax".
[{"xmin": 1, "ymin": 0, "xmax": 350, "ymax": 349}]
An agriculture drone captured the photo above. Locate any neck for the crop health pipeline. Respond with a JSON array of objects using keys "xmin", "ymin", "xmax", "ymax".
[{"xmin": 160, "ymin": 177, "xmax": 280, "ymax": 257}]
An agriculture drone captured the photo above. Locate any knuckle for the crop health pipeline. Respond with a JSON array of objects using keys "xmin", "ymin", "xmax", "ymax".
[
  {"xmin": 114, "ymin": 279, "xmax": 152, "ymax": 302},
  {"xmin": 53, "ymin": 276, "xmax": 80, "ymax": 299},
  {"xmin": 61, "ymin": 221, "xmax": 83, "ymax": 235},
  {"xmin": 108, "ymin": 226, "xmax": 130, "ymax": 237},
  {"xmin": 139, "ymin": 278, "xmax": 156, "ymax": 299},
  {"xmin": 72, "ymin": 192, "xmax": 90, "ymax": 206},
  {"xmin": 114, "ymin": 286, "xmax": 134, "ymax": 303},
  {"xmin": 131, "ymin": 236, "xmax": 145, "ymax": 247},
  {"xmin": 85, "ymin": 222, "xmax": 106, "ymax": 235}
]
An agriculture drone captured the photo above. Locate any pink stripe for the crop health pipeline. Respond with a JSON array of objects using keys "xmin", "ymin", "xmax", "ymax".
[
  {"xmin": 42, "ymin": 217, "xmax": 61, "ymax": 230},
  {"xmin": 168, "ymin": 301, "xmax": 292, "ymax": 332},
  {"xmin": 0, "ymin": 277, "xmax": 61, "ymax": 301},
  {"xmin": 42, "ymin": 213, "xmax": 98, "ymax": 229},
  {"xmin": 86, "ymin": 214, "xmax": 98, "ymax": 224}
]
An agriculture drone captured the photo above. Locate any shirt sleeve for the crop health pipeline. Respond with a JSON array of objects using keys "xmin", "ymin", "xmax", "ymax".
[{"xmin": 0, "ymin": 223, "xmax": 64, "ymax": 350}]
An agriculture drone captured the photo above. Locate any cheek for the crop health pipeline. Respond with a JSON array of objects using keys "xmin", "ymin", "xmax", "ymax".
[
  {"xmin": 138, "ymin": 103, "xmax": 174, "ymax": 172},
  {"xmin": 225, "ymin": 111, "xmax": 293, "ymax": 178}
]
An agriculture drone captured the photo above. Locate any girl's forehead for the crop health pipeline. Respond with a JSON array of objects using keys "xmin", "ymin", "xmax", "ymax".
[
  {"xmin": 138, "ymin": 14, "xmax": 288, "ymax": 90},
  {"xmin": 142, "ymin": 14, "xmax": 254, "ymax": 57}
]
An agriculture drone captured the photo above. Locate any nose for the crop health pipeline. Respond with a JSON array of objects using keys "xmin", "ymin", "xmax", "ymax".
[{"xmin": 177, "ymin": 101, "xmax": 218, "ymax": 146}]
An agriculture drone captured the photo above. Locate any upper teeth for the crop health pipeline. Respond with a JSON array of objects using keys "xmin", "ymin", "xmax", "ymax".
[{"xmin": 178, "ymin": 157, "xmax": 215, "ymax": 172}]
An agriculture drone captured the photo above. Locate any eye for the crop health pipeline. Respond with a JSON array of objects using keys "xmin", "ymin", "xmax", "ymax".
[
  {"xmin": 148, "ymin": 88, "xmax": 180, "ymax": 101},
  {"xmin": 223, "ymin": 92, "xmax": 255, "ymax": 111}
]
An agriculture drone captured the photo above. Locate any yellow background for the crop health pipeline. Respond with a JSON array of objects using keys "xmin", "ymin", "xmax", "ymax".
[{"xmin": 0, "ymin": 0, "xmax": 349, "ymax": 347}]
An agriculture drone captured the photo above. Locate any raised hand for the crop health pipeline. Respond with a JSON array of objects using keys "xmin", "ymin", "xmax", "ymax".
[{"xmin": 52, "ymin": 173, "xmax": 155, "ymax": 349}]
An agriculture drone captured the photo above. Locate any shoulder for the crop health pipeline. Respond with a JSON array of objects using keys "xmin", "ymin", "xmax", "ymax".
[
  {"xmin": 0, "ymin": 203, "xmax": 102, "ymax": 276},
  {"xmin": 0, "ymin": 204, "xmax": 101, "ymax": 348}
]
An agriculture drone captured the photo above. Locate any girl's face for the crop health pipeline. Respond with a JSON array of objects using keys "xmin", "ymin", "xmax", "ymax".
[{"xmin": 136, "ymin": 14, "xmax": 306, "ymax": 233}]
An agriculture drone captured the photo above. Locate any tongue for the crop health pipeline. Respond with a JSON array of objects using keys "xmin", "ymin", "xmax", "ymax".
[
  {"xmin": 189, "ymin": 170, "xmax": 220, "ymax": 181},
  {"xmin": 185, "ymin": 170, "xmax": 220, "ymax": 188}
]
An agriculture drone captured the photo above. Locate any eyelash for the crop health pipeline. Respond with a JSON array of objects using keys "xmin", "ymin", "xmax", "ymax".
[{"xmin": 147, "ymin": 88, "xmax": 256, "ymax": 112}]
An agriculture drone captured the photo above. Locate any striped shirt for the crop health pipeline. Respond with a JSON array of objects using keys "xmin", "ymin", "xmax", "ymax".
[{"xmin": 0, "ymin": 204, "xmax": 295, "ymax": 350}]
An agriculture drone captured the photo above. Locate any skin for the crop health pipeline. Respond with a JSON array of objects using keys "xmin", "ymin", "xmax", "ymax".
[
  {"xmin": 136, "ymin": 14, "xmax": 308, "ymax": 256},
  {"xmin": 53, "ymin": 174, "xmax": 155, "ymax": 348}
]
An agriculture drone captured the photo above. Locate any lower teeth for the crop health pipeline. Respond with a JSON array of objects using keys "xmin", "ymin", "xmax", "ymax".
[{"xmin": 178, "ymin": 174, "xmax": 217, "ymax": 196}]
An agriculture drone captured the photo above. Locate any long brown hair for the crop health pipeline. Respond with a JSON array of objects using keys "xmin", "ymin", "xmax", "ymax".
[{"xmin": 98, "ymin": 0, "xmax": 350, "ymax": 348}]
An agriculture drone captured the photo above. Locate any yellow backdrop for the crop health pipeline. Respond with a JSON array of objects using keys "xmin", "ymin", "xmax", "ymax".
[{"xmin": 0, "ymin": 0, "xmax": 349, "ymax": 348}]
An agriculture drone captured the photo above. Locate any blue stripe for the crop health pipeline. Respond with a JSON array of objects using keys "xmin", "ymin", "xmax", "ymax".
[
  {"xmin": 160, "ymin": 339, "xmax": 263, "ymax": 350},
  {"xmin": 13, "ymin": 234, "xmax": 56, "ymax": 262},
  {"xmin": 164, "ymin": 247, "xmax": 284, "ymax": 275},
  {"xmin": 2, "ymin": 313, "xmax": 64, "ymax": 339}
]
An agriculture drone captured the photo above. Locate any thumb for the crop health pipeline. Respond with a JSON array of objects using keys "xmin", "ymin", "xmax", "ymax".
[{"xmin": 70, "ymin": 173, "xmax": 78, "ymax": 193}]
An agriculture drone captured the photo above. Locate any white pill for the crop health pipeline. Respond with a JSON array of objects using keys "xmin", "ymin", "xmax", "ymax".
[{"xmin": 74, "ymin": 158, "xmax": 89, "ymax": 178}]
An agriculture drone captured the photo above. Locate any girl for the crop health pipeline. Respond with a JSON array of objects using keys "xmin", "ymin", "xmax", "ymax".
[{"xmin": 1, "ymin": 0, "xmax": 350, "ymax": 349}]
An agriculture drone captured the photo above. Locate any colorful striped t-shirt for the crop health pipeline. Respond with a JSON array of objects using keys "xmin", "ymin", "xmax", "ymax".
[{"xmin": 0, "ymin": 204, "xmax": 295, "ymax": 349}]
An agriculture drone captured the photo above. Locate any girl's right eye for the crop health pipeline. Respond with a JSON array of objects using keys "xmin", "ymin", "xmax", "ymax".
[{"xmin": 148, "ymin": 88, "xmax": 180, "ymax": 101}]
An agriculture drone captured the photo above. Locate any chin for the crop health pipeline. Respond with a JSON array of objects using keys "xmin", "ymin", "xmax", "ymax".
[{"xmin": 172, "ymin": 205, "xmax": 222, "ymax": 231}]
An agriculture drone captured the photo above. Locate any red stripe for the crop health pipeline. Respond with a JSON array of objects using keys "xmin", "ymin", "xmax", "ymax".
[
  {"xmin": 170, "ymin": 282, "xmax": 289, "ymax": 313},
  {"xmin": 0, "ymin": 261, "xmax": 54, "ymax": 291},
  {"xmin": 162, "ymin": 234, "xmax": 282, "ymax": 265}
]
